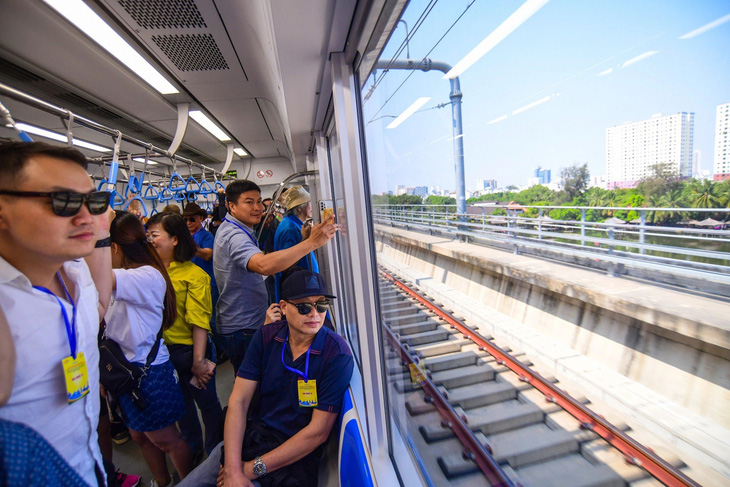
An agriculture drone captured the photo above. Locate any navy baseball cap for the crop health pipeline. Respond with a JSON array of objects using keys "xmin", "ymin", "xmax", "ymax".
[{"xmin": 281, "ymin": 269, "xmax": 336, "ymax": 301}]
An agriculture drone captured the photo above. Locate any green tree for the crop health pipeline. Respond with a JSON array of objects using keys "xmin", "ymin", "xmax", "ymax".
[
  {"xmin": 390, "ymin": 194, "xmax": 423, "ymax": 206},
  {"xmin": 687, "ymin": 180, "xmax": 721, "ymax": 208},
  {"xmin": 506, "ymin": 185, "xmax": 519, "ymax": 191},
  {"xmin": 424, "ymin": 195, "xmax": 455, "ymax": 205},
  {"xmin": 637, "ymin": 162, "xmax": 681, "ymax": 201},
  {"xmin": 560, "ymin": 163, "xmax": 590, "ymax": 200},
  {"xmin": 371, "ymin": 194, "xmax": 389, "ymax": 205}
]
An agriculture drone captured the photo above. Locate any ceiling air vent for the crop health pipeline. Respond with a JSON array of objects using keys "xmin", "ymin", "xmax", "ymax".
[
  {"xmin": 0, "ymin": 58, "xmax": 46, "ymax": 83},
  {"xmin": 118, "ymin": 0, "xmax": 206, "ymax": 29},
  {"xmin": 152, "ymin": 33, "xmax": 229, "ymax": 71}
]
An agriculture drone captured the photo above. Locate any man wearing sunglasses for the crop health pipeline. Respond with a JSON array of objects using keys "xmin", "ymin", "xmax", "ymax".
[
  {"xmin": 213, "ymin": 180, "xmax": 338, "ymax": 376},
  {"xmin": 179, "ymin": 268, "xmax": 354, "ymax": 487},
  {"xmin": 0, "ymin": 141, "xmax": 114, "ymax": 487}
]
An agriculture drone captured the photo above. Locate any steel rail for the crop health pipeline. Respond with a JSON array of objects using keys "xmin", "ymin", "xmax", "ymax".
[
  {"xmin": 379, "ymin": 269, "xmax": 701, "ymax": 487},
  {"xmin": 382, "ymin": 323, "xmax": 514, "ymax": 486}
]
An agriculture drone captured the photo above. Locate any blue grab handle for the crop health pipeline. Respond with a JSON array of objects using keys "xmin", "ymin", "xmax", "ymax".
[
  {"xmin": 110, "ymin": 191, "xmax": 125, "ymax": 208},
  {"xmin": 159, "ymin": 187, "xmax": 173, "ymax": 202},
  {"xmin": 169, "ymin": 172, "xmax": 186, "ymax": 192},
  {"xmin": 185, "ymin": 176, "xmax": 201, "ymax": 193},
  {"xmin": 143, "ymin": 184, "xmax": 160, "ymax": 200},
  {"xmin": 173, "ymin": 191, "xmax": 187, "ymax": 202},
  {"xmin": 199, "ymin": 180, "xmax": 214, "ymax": 195},
  {"xmin": 122, "ymin": 195, "xmax": 148, "ymax": 217},
  {"xmin": 214, "ymin": 181, "xmax": 226, "ymax": 191}
]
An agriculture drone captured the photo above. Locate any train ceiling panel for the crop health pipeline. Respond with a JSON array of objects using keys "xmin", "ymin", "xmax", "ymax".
[{"xmin": 0, "ymin": 0, "xmax": 365, "ymax": 172}]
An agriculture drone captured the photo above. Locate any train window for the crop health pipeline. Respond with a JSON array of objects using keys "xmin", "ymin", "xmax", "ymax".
[{"xmin": 359, "ymin": 0, "xmax": 729, "ymax": 483}]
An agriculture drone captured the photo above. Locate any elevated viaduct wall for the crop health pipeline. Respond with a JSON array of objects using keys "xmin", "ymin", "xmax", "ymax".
[{"xmin": 374, "ymin": 225, "xmax": 730, "ymax": 431}]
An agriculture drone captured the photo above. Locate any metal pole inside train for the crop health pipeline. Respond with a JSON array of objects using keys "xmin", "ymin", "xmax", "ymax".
[{"xmin": 373, "ymin": 58, "xmax": 466, "ymax": 221}]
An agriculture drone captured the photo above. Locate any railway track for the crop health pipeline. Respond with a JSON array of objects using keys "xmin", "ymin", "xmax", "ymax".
[{"xmin": 378, "ymin": 267, "xmax": 700, "ymax": 487}]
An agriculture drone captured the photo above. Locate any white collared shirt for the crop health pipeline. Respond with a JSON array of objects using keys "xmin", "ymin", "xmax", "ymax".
[
  {"xmin": 104, "ymin": 266, "xmax": 169, "ymax": 365},
  {"xmin": 0, "ymin": 256, "xmax": 104, "ymax": 487}
]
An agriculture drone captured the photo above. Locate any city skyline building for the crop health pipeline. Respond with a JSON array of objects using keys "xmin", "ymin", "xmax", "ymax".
[
  {"xmin": 714, "ymin": 102, "xmax": 730, "ymax": 181},
  {"xmin": 534, "ymin": 166, "xmax": 551, "ymax": 184},
  {"xmin": 475, "ymin": 178, "xmax": 498, "ymax": 191},
  {"xmin": 606, "ymin": 112, "xmax": 694, "ymax": 189}
]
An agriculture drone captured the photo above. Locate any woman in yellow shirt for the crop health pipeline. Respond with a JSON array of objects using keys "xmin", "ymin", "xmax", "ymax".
[{"xmin": 146, "ymin": 212, "xmax": 223, "ymax": 457}]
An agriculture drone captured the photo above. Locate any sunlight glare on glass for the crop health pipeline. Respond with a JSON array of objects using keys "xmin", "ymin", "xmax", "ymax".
[
  {"xmin": 15, "ymin": 123, "xmax": 111, "ymax": 152},
  {"xmin": 43, "ymin": 0, "xmax": 178, "ymax": 95},
  {"xmin": 679, "ymin": 13, "xmax": 730, "ymax": 39},
  {"xmin": 189, "ymin": 110, "xmax": 231, "ymax": 141},
  {"xmin": 512, "ymin": 95, "xmax": 552, "ymax": 115},
  {"xmin": 488, "ymin": 115, "xmax": 508, "ymax": 124},
  {"xmin": 387, "ymin": 97, "xmax": 431, "ymax": 129},
  {"xmin": 443, "ymin": 0, "xmax": 550, "ymax": 79},
  {"xmin": 621, "ymin": 51, "xmax": 659, "ymax": 69}
]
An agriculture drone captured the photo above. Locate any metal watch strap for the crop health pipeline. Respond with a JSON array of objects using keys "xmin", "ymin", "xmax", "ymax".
[{"xmin": 253, "ymin": 456, "xmax": 267, "ymax": 478}]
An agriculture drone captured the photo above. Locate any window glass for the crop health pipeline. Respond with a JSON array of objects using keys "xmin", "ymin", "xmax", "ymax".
[{"xmin": 359, "ymin": 0, "xmax": 729, "ymax": 482}]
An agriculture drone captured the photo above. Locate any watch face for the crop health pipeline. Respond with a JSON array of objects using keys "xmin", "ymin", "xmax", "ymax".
[{"xmin": 253, "ymin": 459, "xmax": 266, "ymax": 477}]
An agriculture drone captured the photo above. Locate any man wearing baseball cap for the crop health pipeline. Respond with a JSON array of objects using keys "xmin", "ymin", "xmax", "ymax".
[{"xmin": 179, "ymin": 268, "xmax": 353, "ymax": 487}]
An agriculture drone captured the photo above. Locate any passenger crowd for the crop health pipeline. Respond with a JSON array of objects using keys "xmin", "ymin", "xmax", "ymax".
[{"xmin": 0, "ymin": 141, "xmax": 353, "ymax": 487}]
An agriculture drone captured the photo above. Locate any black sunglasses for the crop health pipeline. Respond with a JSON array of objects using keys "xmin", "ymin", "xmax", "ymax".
[
  {"xmin": 285, "ymin": 300, "xmax": 330, "ymax": 315},
  {"xmin": 0, "ymin": 190, "xmax": 111, "ymax": 217},
  {"xmin": 184, "ymin": 216, "xmax": 199, "ymax": 222}
]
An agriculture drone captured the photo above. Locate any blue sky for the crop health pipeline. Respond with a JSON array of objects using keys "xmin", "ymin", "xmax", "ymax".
[{"xmin": 361, "ymin": 0, "xmax": 730, "ymax": 194}]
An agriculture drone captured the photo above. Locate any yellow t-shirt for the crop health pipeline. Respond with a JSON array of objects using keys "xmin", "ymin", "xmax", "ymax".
[{"xmin": 163, "ymin": 260, "xmax": 212, "ymax": 346}]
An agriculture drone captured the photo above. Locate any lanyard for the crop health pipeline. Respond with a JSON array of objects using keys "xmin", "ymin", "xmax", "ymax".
[
  {"xmin": 223, "ymin": 217, "xmax": 258, "ymax": 247},
  {"xmin": 281, "ymin": 331, "xmax": 312, "ymax": 382},
  {"xmin": 33, "ymin": 272, "xmax": 77, "ymax": 359}
]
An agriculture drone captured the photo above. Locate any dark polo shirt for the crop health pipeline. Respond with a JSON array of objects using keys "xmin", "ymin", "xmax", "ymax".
[{"xmin": 237, "ymin": 321, "xmax": 354, "ymax": 439}]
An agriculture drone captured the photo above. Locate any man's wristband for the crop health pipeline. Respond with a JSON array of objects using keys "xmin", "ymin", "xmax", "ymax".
[{"xmin": 95, "ymin": 237, "xmax": 112, "ymax": 248}]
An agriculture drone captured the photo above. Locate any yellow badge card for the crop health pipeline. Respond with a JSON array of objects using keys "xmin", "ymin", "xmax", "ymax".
[
  {"xmin": 409, "ymin": 363, "xmax": 426, "ymax": 388},
  {"xmin": 298, "ymin": 379, "xmax": 317, "ymax": 407},
  {"xmin": 62, "ymin": 352, "xmax": 89, "ymax": 404}
]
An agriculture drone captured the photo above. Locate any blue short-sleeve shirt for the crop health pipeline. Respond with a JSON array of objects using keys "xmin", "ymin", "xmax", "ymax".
[
  {"xmin": 191, "ymin": 227, "xmax": 216, "ymax": 289},
  {"xmin": 238, "ymin": 321, "xmax": 354, "ymax": 439}
]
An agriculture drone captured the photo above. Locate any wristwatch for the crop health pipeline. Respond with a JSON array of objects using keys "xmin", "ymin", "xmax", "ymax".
[{"xmin": 253, "ymin": 456, "xmax": 267, "ymax": 478}]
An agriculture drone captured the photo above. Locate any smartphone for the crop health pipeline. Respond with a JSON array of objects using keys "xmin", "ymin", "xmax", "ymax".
[{"xmin": 319, "ymin": 200, "xmax": 334, "ymax": 222}]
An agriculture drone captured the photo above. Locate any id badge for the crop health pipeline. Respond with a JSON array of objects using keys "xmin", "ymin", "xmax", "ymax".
[
  {"xmin": 409, "ymin": 363, "xmax": 426, "ymax": 389},
  {"xmin": 62, "ymin": 352, "xmax": 90, "ymax": 404},
  {"xmin": 297, "ymin": 379, "xmax": 317, "ymax": 407}
]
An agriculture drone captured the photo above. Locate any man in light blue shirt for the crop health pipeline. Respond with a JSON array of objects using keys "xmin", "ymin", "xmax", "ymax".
[
  {"xmin": 213, "ymin": 180, "xmax": 337, "ymax": 373},
  {"xmin": 273, "ymin": 185, "xmax": 319, "ymax": 301}
]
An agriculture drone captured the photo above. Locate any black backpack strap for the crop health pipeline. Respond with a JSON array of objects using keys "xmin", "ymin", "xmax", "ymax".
[{"xmin": 143, "ymin": 326, "xmax": 165, "ymax": 371}]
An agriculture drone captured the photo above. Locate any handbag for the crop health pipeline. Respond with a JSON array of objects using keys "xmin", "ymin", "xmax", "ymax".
[{"xmin": 98, "ymin": 320, "xmax": 163, "ymax": 411}]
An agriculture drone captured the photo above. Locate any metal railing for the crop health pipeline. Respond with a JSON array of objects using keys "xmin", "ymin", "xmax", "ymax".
[{"xmin": 373, "ymin": 204, "xmax": 730, "ymax": 295}]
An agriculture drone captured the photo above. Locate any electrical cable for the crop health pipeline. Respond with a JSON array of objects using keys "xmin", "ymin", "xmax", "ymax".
[{"xmin": 367, "ymin": 0, "xmax": 477, "ymax": 122}]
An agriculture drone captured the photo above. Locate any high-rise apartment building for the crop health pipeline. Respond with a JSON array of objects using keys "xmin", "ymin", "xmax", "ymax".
[
  {"xmin": 476, "ymin": 179, "xmax": 497, "ymax": 191},
  {"xmin": 534, "ymin": 166, "xmax": 551, "ymax": 184},
  {"xmin": 714, "ymin": 102, "xmax": 730, "ymax": 181},
  {"xmin": 606, "ymin": 112, "xmax": 694, "ymax": 189}
]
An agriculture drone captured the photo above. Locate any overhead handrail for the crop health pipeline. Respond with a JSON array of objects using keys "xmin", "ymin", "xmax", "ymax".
[
  {"xmin": 0, "ymin": 100, "xmax": 33, "ymax": 142},
  {"xmin": 0, "ymin": 83, "xmax": 227, "ymax": 179},
  {"xmin": 122, "ymin": 195, "xmax": 148, "ymax": 217}
]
